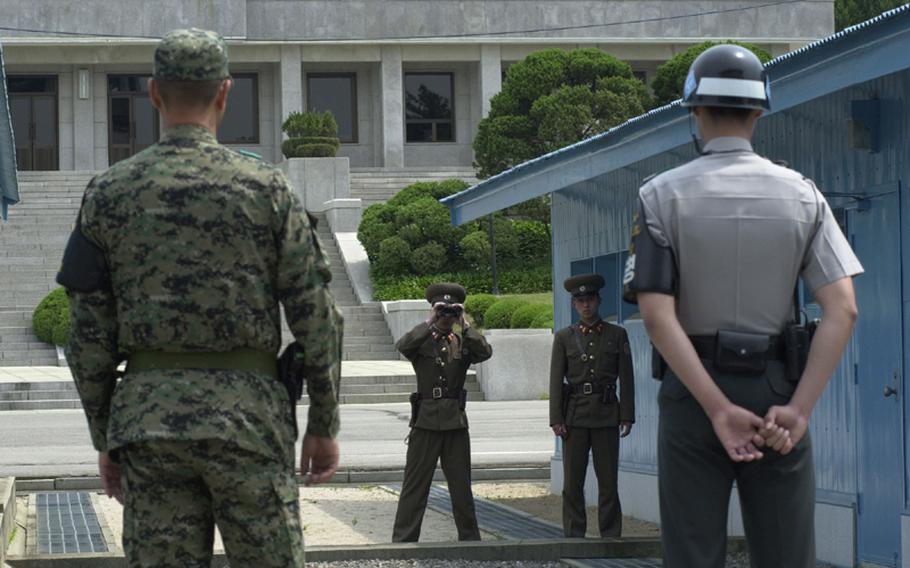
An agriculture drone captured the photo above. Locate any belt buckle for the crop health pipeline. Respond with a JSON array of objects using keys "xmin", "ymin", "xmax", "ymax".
[
  {"xmin": 582, "ymin": 383, "xmax": 593, "ymax": 395},
  {"xmin": 432, "ymin": 387, "xmax": 443, "ymax": 399}
]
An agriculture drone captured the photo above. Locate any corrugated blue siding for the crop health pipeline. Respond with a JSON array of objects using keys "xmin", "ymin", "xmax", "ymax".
[{"xmin": 551, "ymin": 68, "xmax": 910, "ymax": 499}]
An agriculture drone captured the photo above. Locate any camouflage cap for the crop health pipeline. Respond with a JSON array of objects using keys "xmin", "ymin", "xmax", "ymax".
[{"xmin": 154, "ymin": 28, "xmax": 229, "ymax": 82}]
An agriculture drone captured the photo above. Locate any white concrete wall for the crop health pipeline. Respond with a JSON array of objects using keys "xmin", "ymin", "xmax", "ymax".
[
  {"xmin": 476, "ymin": 329, "xmax": 552, "ymax": 401},
  {"xmin": 381, "ymin": 300, "xmax": 427, "ymax": 344},
  {"xmin": 334, "ymin": 232, "xmax": 373, "ymax": 303},
  {"xmin": 280, "ymin": 157, "xmax": 350, "ymax": 212}
]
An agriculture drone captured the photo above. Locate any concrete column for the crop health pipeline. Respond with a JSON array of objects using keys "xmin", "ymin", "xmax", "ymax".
[
  {"xmin": 480, "ymin": 44, "xmax": 502, "ymax": 118},
  {"xmin": 72, "ymin": 66, "xmax": 95, "ymax": 170},
  {"xmin": 380, "ymin": 46, "xmax": 404, "ymax": 168},
  {"xmin": 278, "ymin": 45, "xmax": 303, "ymax": 151}
]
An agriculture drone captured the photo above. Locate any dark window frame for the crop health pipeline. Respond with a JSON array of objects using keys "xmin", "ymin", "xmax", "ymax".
[
  {"xmin": 404, "ymin": 71, "xmax": 456, "ymax": 144},
  {"xmin": 306, "ymin": 72, "xmax": 358, "ymax": 144},
  {"xmin": 7, "ymin": 74, "xmax": 59, "ymax": 171},
  {"xmin": 220, "ymin": 72, "xmax": 260, "ymax": 145},
  {"xmin": 106, "ymin": 74, "xmax": 160, "ymax": 165}
]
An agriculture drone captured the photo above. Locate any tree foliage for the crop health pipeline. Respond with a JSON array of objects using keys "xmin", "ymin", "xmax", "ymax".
[
  {"xmin": 473, "ymin": 49, "xmax": 650, "ymax": 180},
  {"xmin": 651, "ymin": 41, "xmax": 772, "ymax": 108},
  {"xmin": 835, "ymin": 0, "xmax": 905, "ymax": 30}
]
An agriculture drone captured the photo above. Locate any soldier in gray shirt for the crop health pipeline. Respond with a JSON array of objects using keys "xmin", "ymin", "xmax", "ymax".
[{"xmin": 623, "ymin": 45, "xmax": 862, "ymax": 568}]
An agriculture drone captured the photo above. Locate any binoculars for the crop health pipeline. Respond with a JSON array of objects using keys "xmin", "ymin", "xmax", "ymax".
[{"xmin": 437, "ymin": 305, "xmax": 463, "ymax": 318}]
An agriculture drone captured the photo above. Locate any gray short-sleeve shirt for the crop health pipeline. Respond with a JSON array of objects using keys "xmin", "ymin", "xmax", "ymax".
[{"xmin": 634, "ymin": 136, "xmax": 863, "ymax": 336}]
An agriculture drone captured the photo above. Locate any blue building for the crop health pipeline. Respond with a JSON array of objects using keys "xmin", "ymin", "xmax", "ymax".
[{"xmin": 443, "ymin": 6, "xmax": 910, "ymax": 567}]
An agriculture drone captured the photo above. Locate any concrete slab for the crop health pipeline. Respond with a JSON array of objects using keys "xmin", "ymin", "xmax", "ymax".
[{"xmin": 0, "ymin": 478, "xmax": 15, "ymax": 565}]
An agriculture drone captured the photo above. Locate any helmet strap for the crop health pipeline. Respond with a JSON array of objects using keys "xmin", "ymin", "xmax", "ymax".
[{"xmin": 688, "ymin": 112, "xmax": 706, "ymax": 155}]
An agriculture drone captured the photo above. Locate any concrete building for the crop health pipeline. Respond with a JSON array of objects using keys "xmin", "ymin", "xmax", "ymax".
[
  {"xmin": 442, "ymin": 6, "xmax": 910, "ymax": 566},
  {"xmin": 0, "ymin": 0, "xmax": 831, "ymax": 171}
]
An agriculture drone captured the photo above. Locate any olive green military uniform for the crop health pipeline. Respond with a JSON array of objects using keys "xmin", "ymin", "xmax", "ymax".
[
  {"xmin": 550, "ymin": 274, "xmax": 635, "ymax": 538},
  {"xmin": 61, "ymin": 28, "xmax": 342, "ymax": 568},
  {"xmin": 392, "ymin": 284, "xmax": 493, "ymax": 542}
]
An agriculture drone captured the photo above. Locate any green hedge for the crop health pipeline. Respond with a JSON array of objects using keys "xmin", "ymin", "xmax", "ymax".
[
  {"xmin": 463, "ymin": 294, "xmax": 497, "ymax": 327},
  {"xmin": 531, "ymin": 311, "xmax": 555, "ymax": 330},
  {"xmin": 33, "ymin": 288, "xmax": 69, "ymax": 346},
  {"xmin": 510, "ymin": 303, "xmax": 552, "ymax": 329},
  {"xmin": 484, "ymin": 298, "xmax": 530, "ymax": 329},
  {"xmin": 371, "ymin": 265, "xmax": 551, "ymax": 301}
]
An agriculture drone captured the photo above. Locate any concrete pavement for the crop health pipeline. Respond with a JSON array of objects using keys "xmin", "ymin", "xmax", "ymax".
[{"xmin": 0, "ymin": 401, "xmax": 553, "ymax": 478}]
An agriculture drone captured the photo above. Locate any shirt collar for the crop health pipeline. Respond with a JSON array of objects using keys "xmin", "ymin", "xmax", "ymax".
[
  {"xmin": 578, "ymin": 320, "xmax": 604, "ymax": 335},
  {"xmin": 431, "ymin": 326, "xmax": 455, "ymax": 343},
  {"xmin": 702, "ymin": 136, "xmax": 753, "ymax": 154},
  {"xmin": 161, "ymin": 124, "xmax": 218, "ymax": 145}
]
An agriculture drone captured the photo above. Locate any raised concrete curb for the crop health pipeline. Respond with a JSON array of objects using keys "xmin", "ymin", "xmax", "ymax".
[
  {"xmin": 477, "ymin": 329, "xmax": 553, "ymax": 401},
  {"xmin": 14, "ymin": 466, "xmax": 549, "ymax": 492},
  {"xmin": 334, "ymin": 232, "xmax": 373, "ymax": 303},
  {"xmin": 381, "ymin": 300, "xmax": 427, "ymax": 343},
  {"xmin": 323, "ymin": 198, "xmax": 362, "ymax": 233},
  {"xmin": 6, "ymin": 537, "xmax": 686, "ymax": 566},
  {"xmin": 0, "ymin": 478, "xmax": 16, "ymax": 565}
]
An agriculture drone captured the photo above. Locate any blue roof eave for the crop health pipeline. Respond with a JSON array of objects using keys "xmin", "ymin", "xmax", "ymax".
[{"xmin": 442, "ymin": 3, "xmax": 910, "ymax": 225}]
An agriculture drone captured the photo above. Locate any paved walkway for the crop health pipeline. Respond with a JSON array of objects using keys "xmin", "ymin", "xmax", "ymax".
[{"xmin": 0, "ymin": 361, "xmax": 418, "ymax": 384}]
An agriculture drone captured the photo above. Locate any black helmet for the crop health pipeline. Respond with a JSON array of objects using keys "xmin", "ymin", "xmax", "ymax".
[{"xmin": 682, "ymin": 44, "xmax": 770, "ymax": 111}]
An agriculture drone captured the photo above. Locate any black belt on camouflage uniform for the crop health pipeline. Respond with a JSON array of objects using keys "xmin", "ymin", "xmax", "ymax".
[
  {"xmin": 127, "ymin": 349, "xmax": 278, "ymax": 377},
  {"xmin": 687, "ymin": 335, "xmax": 785, "ymax": 362}
]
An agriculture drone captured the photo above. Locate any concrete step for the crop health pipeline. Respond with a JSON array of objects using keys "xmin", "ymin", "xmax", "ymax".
[
  {"xmin": 0, "ymin": 380, "xmax": 73, "ymax": 393},
  {"xmin": 0, "ymin": 399, "xmax": 81, "ymax": 410},
  {"xmin": 0, "ymin": 389, "xmax": 78, "ymax": 401},
  {"xmin": 342, "ymin": 351, "xmax": 400, "ymax": 361},
  {"xmin": 0, "ymin": 357, "xmax": 60, "ymax": 367}
]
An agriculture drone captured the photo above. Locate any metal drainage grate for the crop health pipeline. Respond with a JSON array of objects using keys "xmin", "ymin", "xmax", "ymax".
[
  {"xmin": 35, "ymin": 492, "xmax": 108, "ymax": 554},
  {"xmin": 386, "ymin": 482, "xmax": 564, "ymax": 539},
  {"xmin": 568, "ymin": 560, "xmax": 662, "ymax": 568}
]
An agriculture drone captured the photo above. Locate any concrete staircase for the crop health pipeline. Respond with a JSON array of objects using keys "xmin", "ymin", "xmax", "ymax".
[
  {"xmin": 350, "ymin": 167, "xmax": 478, "ymax": 207},
  {"xmin": 0, "ymin": 172, "xmax": 91, "ymax": 366}
]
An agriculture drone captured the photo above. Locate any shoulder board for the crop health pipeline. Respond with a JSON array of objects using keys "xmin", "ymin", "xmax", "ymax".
[{"xmin": 234, "ymin": 149, "xmax": 263, "ymax": 160}]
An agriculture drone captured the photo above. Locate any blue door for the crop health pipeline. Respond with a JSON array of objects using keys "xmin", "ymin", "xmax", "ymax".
[{"xmin": 853, "ymin": 189, "xmax": 903, "ymax": 566}]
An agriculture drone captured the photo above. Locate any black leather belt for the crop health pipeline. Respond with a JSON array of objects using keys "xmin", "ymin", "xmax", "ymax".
[
  {"xmin": 417, "ymin": 387, "xmax": 460, "ymax": 400},
  {"xmin": 688, "ymin": 335, "xmax": 785, "ymax": 361},
  {"xmin": 571, "ymin": 382, "xmax": 614, "ymax": 396}
]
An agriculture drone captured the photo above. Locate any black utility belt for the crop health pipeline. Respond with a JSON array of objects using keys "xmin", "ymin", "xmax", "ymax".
[{"xmin": 691, "ymin": 330, "xmax": 784, "ymax": 376}]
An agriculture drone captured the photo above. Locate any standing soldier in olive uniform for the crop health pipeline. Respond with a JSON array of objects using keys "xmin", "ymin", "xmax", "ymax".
[
  {"xmin": 392, "ymin": 283, "xmax": 493, "ymax": 542},
  {"xmin": 624, "ymin": 45, "xmax": 862, "ymax": 568},
  {"xmin": 550, "ymin": 274, "xmax": 635, "ymax": 538},
  {"xmin": 58, "ymin": 28, "xmax": 342, "ymax": 568}
]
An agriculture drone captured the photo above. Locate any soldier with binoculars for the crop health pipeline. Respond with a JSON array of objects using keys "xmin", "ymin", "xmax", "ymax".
[{"xmin": 392, "ymin": 283, "xmax": 493, "ymax": 542}]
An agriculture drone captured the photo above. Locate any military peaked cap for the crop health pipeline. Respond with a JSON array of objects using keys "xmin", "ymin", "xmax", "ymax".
[
  {"xmin": 564, "ymin": 274, "xmax": 605, "ymax": 298},
  {"xmin": 426, "ymin": 283, "xmax": 466, "ymax": 305},
  {"xmin": 154, "ymin": 28, "xmax": 230, "ymax": 82}
]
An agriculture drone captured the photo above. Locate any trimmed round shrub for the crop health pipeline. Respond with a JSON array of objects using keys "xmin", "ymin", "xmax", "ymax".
[
  {"xmin": 531, "ymin": 311, "xmax": 555, "ymax": 329},
  {"xmin": 33, "ymin": 288, "xmax": 69, "ymax": 346},
  {"xmin": 52, "ymin": 315, "xmax": 71, "ymax": 347},
  {"xmin": 374, "ymin": 236, "xmax": 412, "ymax": 275},
  {"xmin": 460, "ymin": 231, "xmax": 491, "ymax": 268},
  {"xmin": 510, "ymin": 303, "xmax": 552, "ymax": 329},
  {"xmin": 484, "ymin": 298, "xmax": 530, "ymax": 329},
  {"xmin": 291, "ymin": 144, "xmax": 337, "ymax": 158},
  {"xmin": 410, "ymin": 242, "xmax": 447, "ymax": 275},
  {"xmin": 464, "ymin": 293, "xmax": 497, "ymax": 327}
]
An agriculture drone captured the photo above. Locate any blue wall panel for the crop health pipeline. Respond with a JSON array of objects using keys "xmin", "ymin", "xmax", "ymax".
[{"xmin": 550, "ymin": 68, "xmax": 910, "ymax": 498}]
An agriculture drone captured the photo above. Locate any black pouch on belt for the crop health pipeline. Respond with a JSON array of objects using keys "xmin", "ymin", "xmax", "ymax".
[
  {"xmin": 602, "ymin": 384, "xmax": 617, "ymax": 404},
  {"xmin": 783, "ymin": 322, "xmax": 812, "ymax": 383},
  {"xmin": 408, "ymin": 392, "xmax": 421, "ymax": 427},
  {"xmin": 713, "ymin": 330, "xmax": 769, "ymax": 375}
]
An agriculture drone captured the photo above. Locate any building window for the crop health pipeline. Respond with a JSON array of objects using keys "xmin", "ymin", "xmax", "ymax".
[
  {"xmin": 7, "ymin": 75, "xmax": 58, "ymax": 171},
  {"xmin": 307, "ymin": 73, "xmax": 357, "ymax": 143},
  {"xmin": 219, "ymin": 74, "xmax": 259, "ymax": 144},
  {"xmin": 405, "ymin": 72, "xmax": 454, "ymax": 143}
]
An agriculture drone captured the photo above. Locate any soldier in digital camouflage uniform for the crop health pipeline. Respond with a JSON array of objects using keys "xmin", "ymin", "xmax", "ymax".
[
  {"xmin": 57, "ymin": 28, "xmax": 342, "ymax": 568},
  {"xmin": 392, "ymin": 283, "xmax": 493, "ymax": 542}
]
